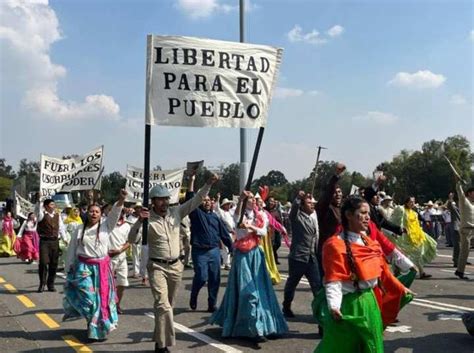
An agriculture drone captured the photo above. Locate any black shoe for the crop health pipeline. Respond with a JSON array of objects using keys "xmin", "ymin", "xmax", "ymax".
[
  {"xmin": 318, "ymin": 325, "xmax": 324, "ymax": 337},
  {"xmin": 154, "ymin": 344, "xmax": 169, "ymax": 353},
  {"xmin": 252, "ymin": 336, "xmax": 268, "ymax": 343},
  {"xmin": 467, "ymin": 262, "xmax": 472, "ymax": 265},
  {"xmin": 420, "ymin": 273, "xmax": 432, "ymax": 279},
  {"xmin": 117, "ymin": 306, "xmax": 124, "ymax": 315},
  {"xmin": 275, "ymin": 260, "xmax": 281, "ymax": 265},
  {"xmin": 37, "ymin": 285, "xmax": 45, "ymax": 293},
  {"xmin": 47, "ymin": 287, "xmax": 57, "ymax": 292},
  {"xmin": 282, "ymin": 306, "xmax": 295, "ymax": 318},
  {"xmin": 189, "ymin": 298, "xmax": 197, "ymax": 311},
  {"xmin": 455, "ymin": 270, "xmax": 469, "ymax": 280},
  {"xmin": 207, "ymin": 306, "xmax": 217, "ymax": 313}
]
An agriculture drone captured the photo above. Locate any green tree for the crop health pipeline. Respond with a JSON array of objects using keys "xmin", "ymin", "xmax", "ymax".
[
  {"xmin": 0, "ymin": 177, "xmax": 13, "ymax": 200},
  {"xmin": 253, "ymin": 170, "xmax": 289, "ymax": 188},
  {"xmin": 0, "ymin": 159, "xmax": 16, "ymax": 179},
  {"xmin": 100, "ymin": 172, "xmax": 126, "ymax": 204},
  {"xmin": 17, "ymin": 159, "xmax": 40, "ymax": 195}
]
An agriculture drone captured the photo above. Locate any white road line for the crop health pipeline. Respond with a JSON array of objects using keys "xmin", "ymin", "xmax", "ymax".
[
  {"xmin": 410, "ymin": 301, "xmax": 465, "ymax": 313},
  {"xmin": 145, "ymin": 312, "xmax": 242, "ymax": 353},
  {"xmin": 412, "ymin": 298, "xmax": 474, "ymax": 312},
  {"xmin": 437, "ymin": 254, "xmax": 474, "ymax": 261},
  {"xmin": 56, "ymin": 272, "xmax": 66, "ymax": 279},
  {"xmin": 439, "ymin": 269, "xmax": 472, "ymax": 275},
  {"xmin": 279, "ymin": 275, "xmax": 474, "ymax": 313}
]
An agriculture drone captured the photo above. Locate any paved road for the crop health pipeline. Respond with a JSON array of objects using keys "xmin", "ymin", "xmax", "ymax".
[{"xmin": 0, "ymin": 243, "xmax": 473, "ymax": 353}]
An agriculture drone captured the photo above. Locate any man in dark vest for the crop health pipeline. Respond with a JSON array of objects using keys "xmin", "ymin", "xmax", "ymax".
[{"xmin": 36, "ymin": 198, "xmax": 65, "ymax": 293}]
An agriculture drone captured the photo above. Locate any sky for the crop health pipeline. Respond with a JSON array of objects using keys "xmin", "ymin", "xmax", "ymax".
[{"xmin": 1, "ymin": 0, "xmax": 473, "ymax": 182}]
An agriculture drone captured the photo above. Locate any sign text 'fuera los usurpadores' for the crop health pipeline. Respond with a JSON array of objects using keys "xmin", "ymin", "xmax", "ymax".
[
  {"xmin": 39, "ymin": 146, "xmax": 104, "ymax": 197},
  {"xmin": 145, "ymin": 35, "xmax": 283, "ymax": 128}
]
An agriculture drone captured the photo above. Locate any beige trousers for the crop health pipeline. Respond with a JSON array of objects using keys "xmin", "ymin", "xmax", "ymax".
[
  {"xmin": 148, "ymin": 259, "xmax": 184, "ymax": 348},
  {"xmin": 457, "ymin": 228, "xmax": 474, "ymax": 273}
]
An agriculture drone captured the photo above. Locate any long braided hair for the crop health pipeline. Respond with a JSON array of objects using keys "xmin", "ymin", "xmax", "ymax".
[
  {"xmin": 341, "ymin": 196, "xmax": 369, "ymax": 290},
  {"xmin": 80, "ymin": 203, "xmax": 102, "ymax": 245}
]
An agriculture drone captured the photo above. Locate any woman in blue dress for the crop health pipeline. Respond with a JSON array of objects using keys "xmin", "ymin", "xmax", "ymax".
[{"xmin": 210, "ymin": 191, "xmax": 288, "ymax": 345}]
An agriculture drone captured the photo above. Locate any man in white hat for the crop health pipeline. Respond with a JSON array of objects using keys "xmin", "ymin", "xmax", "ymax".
[
  {"xmin": 379, "ymin": 195, "xmax": 394, "ymax": 221},
  {"xmin": 128, "ymin": 173, "xmax": 218, "ymax": 353},
  {"xmin": 422, "ymin": 201, "xmax": 435, "ymax": 237}
]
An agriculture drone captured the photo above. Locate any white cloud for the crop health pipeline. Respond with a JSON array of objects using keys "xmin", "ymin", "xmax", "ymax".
[
  {"xmin": 327, "ymin": 25, "xmax": 344, "ymax": 38},
  {"xmin": 287, "ymin": 25, "xmax": 327, "ymax": 45},
  {"xmin": 307, "ymin": 90, "xmax": 320, "ymax": 96},
  {"xmin": 388, "ymin": 70, "xmax": 446, "ymax": 89},
  {"xmin": 287, "ymin": 24, "xmax": 344, "ymax": 45},
  {"xmin": 176, "ymin": 0, "xmax": 257, "ymax": 19},
  {"xmin": 450, "ymin": 94, "xmax": 467, "ymax": 105},
  {"xmin": 0, "ymin": 0, "xmax": 120, "ymax": 121},
  {"xmin": 274, "ymin": 87, "xmax": 304, "ymax": 99},
  {"xmin": 352, "ymin": 111, "xmax": 399, "ymax": 125},
  {"xmin": 470, "ymin": 30, "xmax": 474, "ymax": 42}
]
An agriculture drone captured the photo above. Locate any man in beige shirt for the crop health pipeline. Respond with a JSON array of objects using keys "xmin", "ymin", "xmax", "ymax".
[
  {"xmin": 455, "ymin": 179, "xmax": 474, "ymax": 279},
  {"xmin": 129, "ymin": 173, "xmax": 218, "ymax": 353}
]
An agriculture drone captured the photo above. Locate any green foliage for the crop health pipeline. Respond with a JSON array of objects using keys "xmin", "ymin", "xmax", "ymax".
[
  {"xmin": 0, "ymin": 159, "xmax": 16, "ymax": 179},
  {"xmin": 0, "ymin": 177, "xmax": 13, "ymax": 200},
  {"xmin": 381, "ymin": 135, "xmax": 473, "ymax": 203},
  {"xmin": 100, "ymin": 171, "xmax": 126, "ymax": 204}
]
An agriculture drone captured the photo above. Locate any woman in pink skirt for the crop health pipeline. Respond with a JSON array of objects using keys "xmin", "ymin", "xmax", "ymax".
[{"xmin": 16, "ymin": 212, "xmax": 40, "ymax": 263}]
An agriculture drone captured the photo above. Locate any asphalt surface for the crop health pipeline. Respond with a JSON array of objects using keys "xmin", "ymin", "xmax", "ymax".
[{"xmin": 0, "ymin": 240, "xmax": 473, "ymax": 353}]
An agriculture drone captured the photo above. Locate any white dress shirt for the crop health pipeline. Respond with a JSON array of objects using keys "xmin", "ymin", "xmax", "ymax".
[{"xmin": 65, "ymin": 202, "xmax": 123, "ymax": 271}]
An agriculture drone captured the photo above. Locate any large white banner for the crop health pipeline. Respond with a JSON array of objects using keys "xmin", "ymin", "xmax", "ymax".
[
  {"xmin": 15, "ymin": 192, "xmax": 34, "ymax": 219},
  {"xmin": 145, "ymin": 35, "xmax": 283, "ymax": 128},
  {"xmin": 125, "ymin": 166, "xmax": 185, "ymax": 204},
  {"xmin": 40, "ymin": 146, "xmax": 104, "ymax": 197}
]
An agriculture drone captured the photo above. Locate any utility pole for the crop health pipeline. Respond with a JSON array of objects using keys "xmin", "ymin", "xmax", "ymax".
[
  {"xmin": 310, "ymin": 146, "xmax": 327, "ymax": 195},
  {"xmin": 239, "ymin": 0, "xmax": 249, "ymax": 192}
]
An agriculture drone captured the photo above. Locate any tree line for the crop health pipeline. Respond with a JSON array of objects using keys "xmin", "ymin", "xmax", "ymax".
[{"xmin": 1, "ymin": 135, "xmax": 472, "ymax": 205}]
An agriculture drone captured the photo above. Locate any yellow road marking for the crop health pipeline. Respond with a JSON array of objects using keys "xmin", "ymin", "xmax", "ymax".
[
  {"xmin": 35, "ymin": 312, "xmax": 60, "ymax": 329},
  {"xmin": 16, "ymin": 295, "xmax": 36, "ymax": 308},
  {"xmin": 62, "ymin": 335, "xmax": 93, "ymax": 353},
  {"xmin": 4, "ymin": 283, "xmax": 17, "ymax": 293},
  {"xmin": 0, "ymin": 276, "xmax": 5, "ymax": 283}
]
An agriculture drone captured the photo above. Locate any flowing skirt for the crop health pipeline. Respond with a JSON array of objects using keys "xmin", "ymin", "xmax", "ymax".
[
  {"xmin": 210, "ymin": 246, "xmax": 288, "ymax": 338},
  {"xmin": 16, "ymin": 230, "xmax": 39, "ymax": 261},
  {"xmin": 0, "ymin": 232, "xmax": 16, "ymax": 257},
  {"xmin": 385, "ymin": 231, "xmax": 437, "ymax": 272},
  {"xmin": 63, "ymin": 259, "xmax": 118, "ymax": 340},
  {"xmin": 260, "ymin": 232, "xmax": 281, "ymax": 285},
  {"xmin": 313, "ymin": 289, "xmax": 384, "ymax": 353}
]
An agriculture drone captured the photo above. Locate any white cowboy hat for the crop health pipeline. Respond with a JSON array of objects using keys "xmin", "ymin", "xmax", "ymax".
[
  {"xmin": 220, "ymin": 198, "xmax": 234, "ymax": 207},
  {"xmin": 424, "ymin": 200, "xmax": 434, "ymax": 206}
]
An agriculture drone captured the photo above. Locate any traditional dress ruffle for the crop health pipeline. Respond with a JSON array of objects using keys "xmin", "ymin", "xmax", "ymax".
[
  {"xmin": 386, "ymin": 207, "xmax": 437, "ymax": 272},
  {"xmin": 0, "ymin": 231, "xmax": 16, "ymax": 257},
  {"xmin": 16, "ymin": 230, "xmax": 39, "ymax": 261},
  {"xmin": 260, "ymin": 230, "xmax": 281, "ymax": 285},
  {"xmin": 313, "ymin": 289, "xmax": 384, "ymax": 353},
  {"xmin": 63, "ymin": 257, "xmax": 118, "ymax": 340},
  {"xmin": 210, "ymin": 246, "xmax": 288, "ymax": 337}
]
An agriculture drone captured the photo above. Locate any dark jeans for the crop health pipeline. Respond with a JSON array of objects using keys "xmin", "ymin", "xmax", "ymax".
[
  {"xmin": 190, "ymin": 247, "xmax": 221, "ymax": 307},
  {"xmin": 38, "ymin": 238, "xmax": 59, "ymax": 288},
  {"xmin": 272, "ymin": 231, "xmax": 282, "ymax": 263},
  {"xmin": 283, "ymin": 257, "xmax": 321, "ymax": 307},
  {"xmin": 452, "ymin": 229, "xmax": 460, "ymax": 264},
  {"xmin": 445, "ymin": 223, "xmax": 454, "ymax": 246}
]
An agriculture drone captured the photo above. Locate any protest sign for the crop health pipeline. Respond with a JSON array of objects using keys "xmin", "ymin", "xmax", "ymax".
[
  {"xmin": 125, "ymin": 166, "xmax": 185, "ymax": 203},
  {"xmin": 350, "ymin": 184, "xmax": 360, "ymax": 195},
  {"xmin": 15, "ymin": 192, "xmax": 34, "ymax": 219},
  {"xmin": 39, "ymin": 146, "xmax": 104, "ymax": 197},
  {"xmin": 145, "ymin": 35, "xmax": 283, "ymax": 128},
  {"xmin": 186, "ymin": 160, "xmax": 204, "ymax": 174}
]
